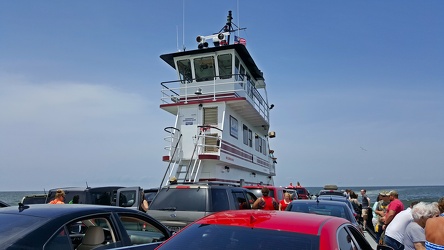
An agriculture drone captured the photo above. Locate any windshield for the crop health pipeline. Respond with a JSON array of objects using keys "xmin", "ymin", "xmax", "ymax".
[
  {"xmin": 158, "ymin": 224, "xmax": 319, "ymax": 250},
  {"xmin": 0, "ymin": 214, "xmax": 48, "ymax": 245},
  {"xmin": 247, "ymin": 188, "xmax": 275, "ymax": 199},
  {"xmin": 149, "ymin": 188, "xmax": 207, "ymax": 212}
]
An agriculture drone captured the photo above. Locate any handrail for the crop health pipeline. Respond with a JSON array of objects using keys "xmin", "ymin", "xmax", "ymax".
[{"xmin": 160, "ymin": 74, "xmax": 270, "ymax": 123}]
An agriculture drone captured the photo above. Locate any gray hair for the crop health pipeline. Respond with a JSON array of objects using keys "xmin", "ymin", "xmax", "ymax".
[{"xmin": 411, "ymin": 202, "xmax": 439, "ymax": 220}]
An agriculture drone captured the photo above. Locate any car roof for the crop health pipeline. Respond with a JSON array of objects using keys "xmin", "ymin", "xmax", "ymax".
[
  {"xmin": 317, "ymin": 195, "xmax": 348, "ymax": 201},
  {"xmin": 243, "ymin": 185, "xmax": 284, "ymax": 189},
  {"xmin": 289, "ymin": 199, "xmax": 348, "ymax": 207},
  {"xmin": 48, "ymin": 186, "xmax": 125, "ymax": 192},
  {"xmin": 0, "ymin": 204, "xmax": 141, "ymax": 218},
  {"xmin": 166, "ymin": 183, "xmax": 245, "ymax": 189},
  {"xmin": 195, "ymin": 210, "xmax": 348, "ymax": 235}
]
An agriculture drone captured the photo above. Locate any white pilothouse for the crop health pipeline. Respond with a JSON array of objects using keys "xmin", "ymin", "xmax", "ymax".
[{"xmin": 159, "ymin": 11, "xmax": 277, "ymax": 187}]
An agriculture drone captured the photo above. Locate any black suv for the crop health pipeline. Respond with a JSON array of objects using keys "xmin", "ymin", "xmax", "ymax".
[
  {"xmin": 147, "ymin": 182, "xmax": 257, "ymax": 232},
  {"xmin": 46, "ymin": 186, "xmax": 125, "ymax": 206}
]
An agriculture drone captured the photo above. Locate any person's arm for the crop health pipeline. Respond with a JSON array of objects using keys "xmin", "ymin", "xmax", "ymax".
[
  {"xmin": 252, "ymin": 198, "xmax": 262, "ymax": 209},
  {"xmin": 141, "ymin": 200, "xmax": 149, "ymax": 212},
  {"xmin": 382, "ymin": 209, "xmax": 396, "ymax": 230},
  {"xmin": 412, "ymin": 242, "xmax": 426, "ymax": 250}
]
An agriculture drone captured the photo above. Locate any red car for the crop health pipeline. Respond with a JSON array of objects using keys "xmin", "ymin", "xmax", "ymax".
[
  {"xmin": 243, "ymin": 185, "xmax": 293, "ymax": 201},
  {"xmin": 155, "ymin": 210, "xmax": 373, "ymax": 250},
  {"xmin": 287, "ymin": 186, "xmax": 311, "ymax": 199}
]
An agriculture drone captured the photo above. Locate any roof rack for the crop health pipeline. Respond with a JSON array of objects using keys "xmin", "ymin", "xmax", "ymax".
[
  {"xmin": 323, "ymin": 184, "xmax": 338, "ymax": 190},
  {"xmin": 177, "ymin": 181, "xmax": 240, "ymax": 187}
]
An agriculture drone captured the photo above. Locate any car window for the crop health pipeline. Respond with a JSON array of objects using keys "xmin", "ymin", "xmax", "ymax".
[
  {"xmin": 65, "ymin": 216, "xmax": 117, "ymax": 249},
  {"xmin": 248, "ymin": 188, "xmax": 263, "ymax": 198},
  {"xmin": 118, "ymin": 215, "xmax": 168, "ymax": 245},
  {"xmin": 276, "ymin": 189, "xmax": 284, "ymax": 201},
  {"xmin": 246, "ymin": 192, "xmax": 256, "ymax": 208},
  {"xmin": 0, "ymin": 214, "xmax": 46, "ymax": 244},
  {"xmin": 158, "ymin": 224, "xmax": 320, "ymax": 250},
  {"xmin": 211, "ymin": 189, "xmax": 229, "ymax": 212},
  {"xmin": 44, "ymin": 227, "xmax": 72, "ymax": 250},
  {"xmin": 347, "ymin": 225, "xmax": 372, "ymax": 249},
  {"xmin": 149, "ymin": 188, "xmax": 207, "ymax": 211},
  {"xmin": 119, "ymin": 190, "xmax": 137, "ymax": 207},
  {"xmin": 90, "ymin": 191, "xmax": 113, "ymax": 205},
  {"xmin": 232, "ymin": 192, "xmax": 249, "ymax": 210},
  {"xmin": 337, "ymin": 226, "xmax": 355, "ymax": 250}
]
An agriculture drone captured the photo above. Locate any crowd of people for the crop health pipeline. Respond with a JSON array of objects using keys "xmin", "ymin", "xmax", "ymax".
[{"xmin": 347, "ymin": 188, "xmax": 444, "ymax": 250}]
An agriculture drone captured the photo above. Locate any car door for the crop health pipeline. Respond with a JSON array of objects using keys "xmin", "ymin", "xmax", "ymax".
[
  {"xmin": 117, "ymin": 187, "xmax": 142, "ymax": 210},
  {"xmin": 114, "ymin": 212, "xmax": 172, "ymax": 248},
  {"xmin": 44, "ymin": 213, "xmax": 124, "ymax": 250}
]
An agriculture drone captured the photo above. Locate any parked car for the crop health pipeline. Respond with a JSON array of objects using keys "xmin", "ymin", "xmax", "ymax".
[
  {"xmin": 284, "ymin": 189, "xmax": 298, "ymax": 200},
  {"xmin": 0, "ymin": 204, "xmax": 171, "ymax": 249},
  {"xmin": 21, "ymin": 194, "xmax": 48, "ymax": 205},
  {"xmin": 147, "ymin": 182, "xmax": 257, "ymax": 232},
  {"xmin": 45, "ymin": 186, "xmax": 125, "ymax": 205},
  {"xmin": 243, "ymin": 185, "xmax": 293, "ymax": 201},
  {"xmin": 155, "ymin": 210, "xmax": 373, "ymax": 250},
  {"xmin": 286, "ymin": 186, "xmax": 311, "ymax": 199},
  {"xmin": 317, "ymin": 195, "xmax": 360, "ymax": 221},
  {"xmin": 286, "ymin": 199, "xmax": 361, "ymax": 232},
  {"xmin": 318, "ymin": 184, "xmax": 346, "ymax": 197},
  {"xmin": 0, "ymin": 200, "xmax": 9, "ymax": 207}
]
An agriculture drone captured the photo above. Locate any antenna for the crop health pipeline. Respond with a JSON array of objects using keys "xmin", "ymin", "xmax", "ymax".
[
  {"xmin": 182, "ymin": 0, "xmax": 185, "ymax": 51},
  {"xmin": 86, "ymin": 181, "xmax": 89, "ymax": 188},
  {"xmin": 237, "ymin": 0, "xmax": 240, "ymax": 38}
]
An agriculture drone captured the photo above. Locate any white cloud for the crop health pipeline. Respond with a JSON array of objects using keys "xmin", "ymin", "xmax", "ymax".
[{"xmin": 0, "ymin": 73, "xmax": 170, "ymax": 190}]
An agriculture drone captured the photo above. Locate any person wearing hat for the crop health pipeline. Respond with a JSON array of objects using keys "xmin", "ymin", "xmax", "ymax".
[
  {"xmin": 169, "ymin": 176, "xmax": 178, "ymax": 185},
  {"xmin": 383, "ymin": 190, "xmax": 405, "ymax": 230},
  {"xmin": 48, "ymin": 189, "xmax": 65, "ymax": 204},
  {"xmin": 373, "ymin": 191, "xmax": 391, "ymax": 243}
]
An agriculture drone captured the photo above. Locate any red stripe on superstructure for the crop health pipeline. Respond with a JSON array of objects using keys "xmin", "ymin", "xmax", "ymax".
[
  {"xmin": 220, "ymin": 140, "xmax": 270, "ymax": 168},
  {"xmin": 198, "ymin": 155, "xmax": 220, "ymax": 160}
]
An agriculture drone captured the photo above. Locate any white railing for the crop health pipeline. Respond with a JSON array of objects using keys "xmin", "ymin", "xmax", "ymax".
[{"xmin": 160, "ymin": 74, "xmax": 270, "ymax": 123}]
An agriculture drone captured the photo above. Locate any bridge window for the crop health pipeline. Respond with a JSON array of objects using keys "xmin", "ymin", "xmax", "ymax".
[
  {"xmin": 243, "ymin": 125, "xmax": 252, "ymax": 147},
  {"xmin": 177, "ymin": 59, "xmax": 192, "ymax": 84},
  {"xmin": 217, "ymin": 54, "xmax": 232, "ymax": 79},
  {"xmin": 194, "ymin": 56, "xmax": 215, "ymax": 82}
]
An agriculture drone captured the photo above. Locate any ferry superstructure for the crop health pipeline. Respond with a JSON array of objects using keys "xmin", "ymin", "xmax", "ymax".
[{"xmin": 159, "ymin": 11, "xmax": 277, "ymax": 186}]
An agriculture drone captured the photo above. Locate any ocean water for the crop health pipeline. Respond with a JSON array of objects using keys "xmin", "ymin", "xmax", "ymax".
[
  {"xmin": 0, "ymin": 191, "xmax": 46, "ymax": 206},
  {"xmin": 304, "ymin": 185, "xmax": 443, "ymax": 208},
  {"xmin": 0, "ymin": 186, "xmax": 442, "ymax": 207}
]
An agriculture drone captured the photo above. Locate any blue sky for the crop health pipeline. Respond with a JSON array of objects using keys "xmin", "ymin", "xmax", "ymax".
[{"xmin": 1, "ymin": 1, "xmax": 443, "ymax": 191}]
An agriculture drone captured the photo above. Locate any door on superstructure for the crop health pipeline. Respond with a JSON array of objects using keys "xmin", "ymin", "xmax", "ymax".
[{"xmin": 203, "ymin": 107, "xmax": 219, "ymax": 153}]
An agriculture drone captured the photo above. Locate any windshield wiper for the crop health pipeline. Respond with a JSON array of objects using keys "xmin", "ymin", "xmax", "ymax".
[{"xmin": 158, "ymin": 207, "xmax": 177, "ymax": 211}]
